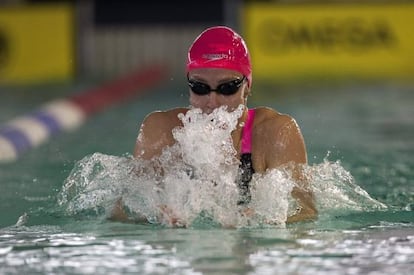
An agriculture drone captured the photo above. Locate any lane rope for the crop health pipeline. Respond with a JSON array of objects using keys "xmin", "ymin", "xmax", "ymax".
[{"xmin": 0, "ymin": 64, "xmax": 168, "ymax": 163}]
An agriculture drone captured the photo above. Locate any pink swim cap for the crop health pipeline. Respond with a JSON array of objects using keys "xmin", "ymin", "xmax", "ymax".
[{"xmin": 186, "ymin": 26, "xmax": 252, "ymax": 87}]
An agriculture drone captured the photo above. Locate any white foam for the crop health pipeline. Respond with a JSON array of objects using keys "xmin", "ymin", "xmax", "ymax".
[
  {"xmin": 57, "ymin": 106, "xmax": 387, "ymax": 228},
  {"xmin": 308, "ymin": 157, "xmax": 387, "ymax": 213}
]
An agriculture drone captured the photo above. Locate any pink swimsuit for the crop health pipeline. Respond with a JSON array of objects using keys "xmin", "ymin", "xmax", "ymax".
[
  {"xmin": 237, "ymin": 108, "xmax": 255, "ymax": 205},
  {"xmin": 241, "ymin": 108, "xmax": 255, "ymax": 155}
]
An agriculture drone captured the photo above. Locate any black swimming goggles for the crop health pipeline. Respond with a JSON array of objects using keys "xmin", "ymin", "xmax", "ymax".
[{"xmin": 188, "ymin": 76, "xmax": 246, "ymax": 96}]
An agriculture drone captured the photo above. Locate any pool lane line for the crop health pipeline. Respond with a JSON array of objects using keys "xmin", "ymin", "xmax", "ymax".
[{"xmin": 0, "ymin": 64, "xmax": 168, "ymax": 163}]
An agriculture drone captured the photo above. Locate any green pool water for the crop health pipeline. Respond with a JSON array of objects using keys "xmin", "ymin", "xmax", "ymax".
[{"xmin": 0, "ymin": 80, "xmax": 413, "ymax": 274}]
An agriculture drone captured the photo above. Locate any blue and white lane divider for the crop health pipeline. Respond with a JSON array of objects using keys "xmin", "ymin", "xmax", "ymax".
[
  {"xmin": 0, "ymin": 64, "xmax": 168, "ymax": 163},
  {"xmin": 0, "ymin": 99, "xmax": 86, "ymax": 162}
]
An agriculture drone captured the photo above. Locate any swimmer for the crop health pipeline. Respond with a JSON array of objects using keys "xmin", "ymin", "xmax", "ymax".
[{"xmin": 111, "ymin": 26, "xmax": 317, "ymax": 225}]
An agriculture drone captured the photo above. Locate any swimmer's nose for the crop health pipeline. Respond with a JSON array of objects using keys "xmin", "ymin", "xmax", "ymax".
[{"xmin": 206, "ymin": 92, "xmax": 220, "ymax": 111}]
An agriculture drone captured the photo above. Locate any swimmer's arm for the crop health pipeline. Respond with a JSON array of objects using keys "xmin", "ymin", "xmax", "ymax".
[
  {"xmin": 108, "ymin": 198, "xmax": 153, "ymax": 224},
  {"xmin": 267, "ymin": 117, "xmax": 318, "ymax": 223},
  {"xmin": 108, "ymin": 198, "xmax": 130, "ymax": 222},
  {"xmin": 108, "ymin": 114, "xmax": 165, "ymax": 222},
  {"xmin": 133, "ymin": 111, "xmax": 173, "ymax": 160},
  {"xmin": 108, "ymin": 198, "xmax": 185, "ymax": 227},
  {"xmin": 287, "ymin": 184, "xmax": 317, "ymax": 223}
]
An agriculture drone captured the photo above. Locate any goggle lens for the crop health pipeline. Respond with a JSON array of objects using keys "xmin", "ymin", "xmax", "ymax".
[{"xmin": 188, "ymin": 76, "xmax": 246, "ymax": 96}]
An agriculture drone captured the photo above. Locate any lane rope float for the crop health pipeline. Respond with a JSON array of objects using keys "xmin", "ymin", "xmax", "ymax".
[{"xmin": 0, "ymin": 64, "xmax": 168, "ymax": 162}]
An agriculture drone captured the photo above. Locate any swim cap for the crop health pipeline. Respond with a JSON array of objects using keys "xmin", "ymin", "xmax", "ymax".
[{"xmin": 186, "ymin": 26, "xmax": 252, "ymax": 87}]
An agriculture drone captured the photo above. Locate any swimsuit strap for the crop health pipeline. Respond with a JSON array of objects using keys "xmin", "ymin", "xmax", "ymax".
[
  {"xmin": 240, "ymin": 108, "xmax": 255, "ymax": 154},
  {"xmin": 237, "ymin": 108, "xmax": 255, "ymax": 205}
]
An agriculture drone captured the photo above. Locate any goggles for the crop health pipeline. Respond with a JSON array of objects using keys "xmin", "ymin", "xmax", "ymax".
[{"xmin": 188, "ymin": 76, "xmax": 246, "ymax": 96}]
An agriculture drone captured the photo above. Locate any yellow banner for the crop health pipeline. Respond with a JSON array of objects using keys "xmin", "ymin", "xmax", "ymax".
[
  {"xmin": 243, "ymin": 3, "xmax": 414, "ymax": 82},
  {"xmin": 0, "ymin": 4, "xmax": 74, "ymax": 85}
]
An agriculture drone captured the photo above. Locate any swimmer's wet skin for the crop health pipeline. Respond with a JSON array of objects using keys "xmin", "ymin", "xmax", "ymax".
[
  {"xmin": 103, "ymin": 107, "xmax": 314, "ymax": 227},
  {"xmin": 109, "ymin": 26, "xmax": 317, "ymax": 226}
]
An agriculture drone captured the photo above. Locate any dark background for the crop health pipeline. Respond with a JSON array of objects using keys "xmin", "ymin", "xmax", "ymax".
[{"xmin": 26, "ymin": 0, "xmax": 226, "ymax": 25}]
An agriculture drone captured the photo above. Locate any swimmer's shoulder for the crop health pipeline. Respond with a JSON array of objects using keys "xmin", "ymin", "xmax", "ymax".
[
  {"xmin": 253, "ymin": 107, "xmax": 296, "ymax": 129},
  {"xmin": 142, "ymin": 107, "xmax": 189, "ymax": 129}
]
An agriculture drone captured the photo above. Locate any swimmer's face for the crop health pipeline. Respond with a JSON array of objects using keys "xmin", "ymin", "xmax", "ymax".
[{"xmin": 188, "ymin": 68, "xmax": 249, "ymax": 114}]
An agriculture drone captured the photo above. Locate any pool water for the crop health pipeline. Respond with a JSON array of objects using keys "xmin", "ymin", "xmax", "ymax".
[{"xmin": 0, "ymin": 80, "xmax": 413, "ymax": 274}]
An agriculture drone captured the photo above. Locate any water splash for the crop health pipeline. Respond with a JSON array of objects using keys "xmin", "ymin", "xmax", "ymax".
[
  {"xmin": 308, "ymin": 156, "xmax": 387, "ymax": 213},
  {"xmin": 56, "ymin": 106, "xmax": 386, "ymax": 228}
]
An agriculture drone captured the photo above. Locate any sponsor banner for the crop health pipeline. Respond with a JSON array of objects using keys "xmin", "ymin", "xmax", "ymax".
[
  {"xmin": 243, "ymin": 3, "xmax": 414, "ymax": 82},
  {"xmin": 0, "ymin": 4, "xmax": 74, "ymax": 84}
]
